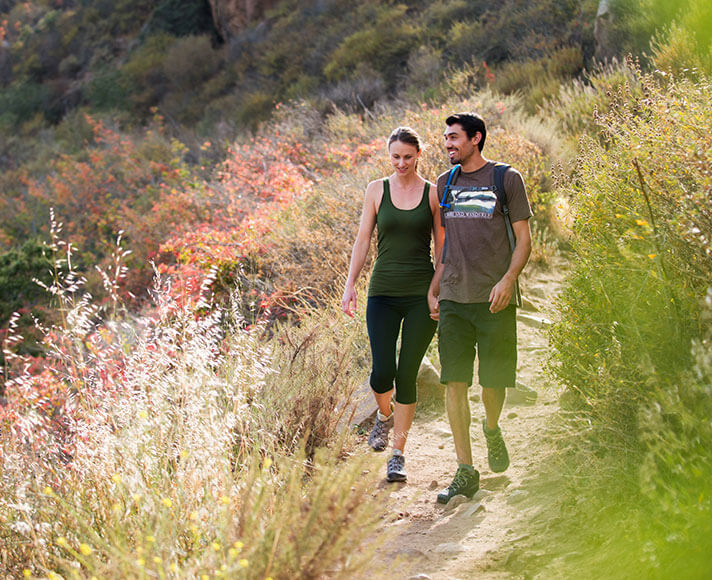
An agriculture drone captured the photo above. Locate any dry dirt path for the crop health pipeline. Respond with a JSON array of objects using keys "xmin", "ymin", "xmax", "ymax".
[{"xmin": 359, "ymin": 259, "xmax": 567, "ymax": 580}]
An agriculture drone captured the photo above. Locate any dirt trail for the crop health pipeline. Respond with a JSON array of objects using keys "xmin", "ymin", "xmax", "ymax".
[{"xmin": 360, "ymin": 259, "xmax": 566, "ymax": 580}]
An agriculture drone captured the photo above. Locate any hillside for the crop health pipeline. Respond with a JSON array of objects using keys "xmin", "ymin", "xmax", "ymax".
[
  {"xmin": 1, "ymin": 0, "xmax": 711, "ymax": 578},
  {"xmin": 4, "ymin": 0, "xmax": 709, "ymax": 334},
  {"xmin": 1, "ymin": 0, "xmax": 598, "ymax": 141}
]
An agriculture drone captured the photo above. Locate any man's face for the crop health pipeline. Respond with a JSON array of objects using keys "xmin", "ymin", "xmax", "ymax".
[{"xmin": 444, "ymin": 123, "xmax": 479, "ymax": 165}]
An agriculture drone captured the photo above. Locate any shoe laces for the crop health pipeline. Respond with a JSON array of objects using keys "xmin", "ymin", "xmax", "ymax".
[
  {"xmin": 388, "ymin": 454, "xmax": 404, "ymax": 471},
  {"xmin": 488, "ymin": 431, "xmax": 505, "ymax": 455},
  {"xmin": 372, "ymin": 417, "xmax": 390, "ymax": 438},
  {"xmin": 450, "ymin": 467, "xmax": 472, "ymax": 491}
]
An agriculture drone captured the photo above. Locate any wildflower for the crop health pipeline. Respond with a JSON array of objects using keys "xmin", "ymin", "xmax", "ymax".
[
  {"xmin": 635, "ymin": 219, "xmax": 649, "ymax": 226},
  {"xmin": 233, "ymin": 541, "xmax": 244, "ymax": 550},
  {"xmin": 170, "ymin": 563, "xmax": 178, "ymax": 572},
  {"xmin": 648, "ymin": 253, "xmax": 657, "ymax": 259},
  {"xmin": 161, "ymin": 497, "xmax": 173, "ymax": 508},
  {"xmin": 111, "ymin": 474, "xmax": 122, "ymax": 484},
  {"xmin": 132, "ymin": 493, "xmax": 142, "ymax": 503},
  {"xmin": 112, "ymin": 503, "xmax": 121, "ymax": 513},
  {"xmin": 212, "ymin": 541, "xmax": 221, "ymax": 552},
  {"xmin": 263, "ymin": 458, "xmax": 273, "ymax": 470},
  {"xmin": 239, "ymin": 558, "xmax": 249, "ymax": 568},
  {"xmin": 220, "ymin": 495, "xmax": 230, "ymax": 505},
  {"xmin": 136, "ymin": 557, "xmax": 146, "ymax": 567},
  {"xmin": 23, "ymin": 570, "xmax": 31, "ymax": 578},
  {"xmin": 228, "ymin": 548, "xmax": 239, "ymax": 559},
  {"xmin": 146, "ymin": 535, "xmax": 156, "ymax": 543},
  {"xmin": 190, "ymin": 510, "xmax": 199, "ymax": 520},
  {"xmin": 153, "ymin": 557, "xmax": 162, "ymax": 564},
  {"xmin": 138, "ymin": 410, "xmax": 148, "ymax": 419},
  {"xmin": 43, "ymin": 486, "xmax": 54, "ymax": 496},
  {"xmin": 79, "ymin": 543, "xmax": 92, "ymax": 556},
  {"xmin": 201, "ymin": 575, "xmax": 209, "ymax": 580},
  {"xmin": 48, "ymin": 573, "xmax": 62, "ymax": 580},
  {"xmin": 56, "ymin": 537, "xmax": 68, "ymax": 547}
]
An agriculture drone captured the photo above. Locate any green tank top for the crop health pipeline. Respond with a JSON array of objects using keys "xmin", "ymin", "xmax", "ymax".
[{"xmin": 368, "ymin": 179, "xmax": 434, "ymax": 297}]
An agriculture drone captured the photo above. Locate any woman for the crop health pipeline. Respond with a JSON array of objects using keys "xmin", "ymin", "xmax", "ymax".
[{"xmin": 342, "ymin": 126, "xmax": 443, "ymax": 482}]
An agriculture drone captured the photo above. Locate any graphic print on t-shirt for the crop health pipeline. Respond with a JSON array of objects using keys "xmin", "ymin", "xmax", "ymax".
[{"xmin": 445, "ymin": 186, "xmax": 497, "ymax": 219}]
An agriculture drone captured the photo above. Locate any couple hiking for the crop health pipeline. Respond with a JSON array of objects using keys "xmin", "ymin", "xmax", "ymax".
[{"xmin": 342, "ymin": 112, "xmax": 532, "ymax": 503}]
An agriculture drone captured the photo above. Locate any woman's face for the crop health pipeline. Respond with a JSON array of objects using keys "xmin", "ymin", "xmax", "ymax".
[{"xmin": 389, "ymin": 140, "xmax": 420, "ymax": 177}]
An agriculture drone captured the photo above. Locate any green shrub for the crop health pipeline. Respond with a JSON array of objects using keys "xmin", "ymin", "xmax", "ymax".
[
  {"xmin": 651, "ymin": 15, "xmax": 712, "ymax": 78},
  {"xmin": 540, "ymin": 60, "xmax": 639, "ymax": 156},
  {"xmin": 158, "ymin": 35, "xmax": 224, "ymax": 123},
  {"xmin": 0, "ymin": 238, "xmax": 52, "ymax": 327},
  {"xmin": 141, "ymin": 0, "xmax": 216, "ymax": 39},
  {"xmin": 323, "ymin": 4, "xmax": 417, "ymax": 89},
  {"xmin": 491, "ymin": 47, "xmax": 584, "ymax": 113},
  {"xmin": 550, "ymin": 66, "xmax": 711, "ymax": 475},
  {"xmin": 120, "ymin": 33, "xmax": 176, "ymax": 114},
  {"xmin": 0, "ymin": 81, "xmax": 49, "ymax": 126},
  {"xmin": 86, "ymin": 68, "xmax": 131, "ymax": 111},
  {"xmin": 235, "ymin": 91, "xmax": 275, "ymax": 130}
]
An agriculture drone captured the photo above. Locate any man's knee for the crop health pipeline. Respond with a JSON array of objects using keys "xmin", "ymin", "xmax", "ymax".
[{"xmin": 446, "ymin": 381, "xmax": 469, "ymax": 398}]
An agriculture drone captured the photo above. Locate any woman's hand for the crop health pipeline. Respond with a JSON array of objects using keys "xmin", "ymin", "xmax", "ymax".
[
  {"xmin": 342, "ymin": 285, "xmax": 358, "ymax": 317},
  {"xmin": 427, "ymin": 289, "xmax": 440, "ymax": 320}
]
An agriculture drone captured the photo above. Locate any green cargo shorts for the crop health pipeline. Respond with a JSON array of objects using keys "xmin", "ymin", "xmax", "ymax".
[{"xmin": 438, "ymin": 300, "xmax": 517, "ymax": 389}]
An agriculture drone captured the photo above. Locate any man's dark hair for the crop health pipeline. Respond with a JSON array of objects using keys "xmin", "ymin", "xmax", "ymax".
[{"xmin": 445, "ymin": 112, "xmax": 486, "ymax": 152}]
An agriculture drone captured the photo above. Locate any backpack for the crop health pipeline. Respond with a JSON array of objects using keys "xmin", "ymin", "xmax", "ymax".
[{"xmin": 440, "ymin": 162, "xmax": 522, "ymax": 307}]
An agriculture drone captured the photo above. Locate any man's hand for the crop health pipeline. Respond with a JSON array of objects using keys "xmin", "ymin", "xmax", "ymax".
[{"xmin": 488, "ymin": 275, "xmax": 515, "ymax": 313}]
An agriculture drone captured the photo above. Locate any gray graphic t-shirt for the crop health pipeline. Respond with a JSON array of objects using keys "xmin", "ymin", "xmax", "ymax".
[{"xmin": 437, "ymin": 162, "xmax": 532, "ymax": 304}]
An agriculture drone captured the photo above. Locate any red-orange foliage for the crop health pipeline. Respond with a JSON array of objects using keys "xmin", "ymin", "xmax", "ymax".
[
  {"xmin": 0, "ymin": 114, "xmax": 387, "ymax": 456},
  {"xmin": 20, "ymin": 115, "xmax": 191, "ymax": 294}
]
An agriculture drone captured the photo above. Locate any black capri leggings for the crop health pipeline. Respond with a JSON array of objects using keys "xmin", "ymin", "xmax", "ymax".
[{"xmin": 365, "ymin": 295, "xmax": 437, "ymax": 405}]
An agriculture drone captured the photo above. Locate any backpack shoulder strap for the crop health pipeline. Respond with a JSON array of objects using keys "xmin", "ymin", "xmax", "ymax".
[
  {"xmin": 493, "ymin": 163, "xmax": 513, "ymax": 246},
  {"xmin": 439, "ymin": 164, "xmax": 461, "ymax": 209},
  {"xmin": 493, "ymin": 162, "xmax": 522, "ymax": 307},
  {"xmin": 493, "ymin": 163, "xmax": 511, "ymax": 215}
]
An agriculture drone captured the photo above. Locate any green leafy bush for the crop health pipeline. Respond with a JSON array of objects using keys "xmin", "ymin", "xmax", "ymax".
[
  {"xmin": 324, "ymin": 4, "xmax": 417, "ymax": 89},
  {"xmin": 0, "ymin": 80, "xmax": 49, "ymax": 126},
  {"xmin": 0, "ymin": 238, "xmax": 52, "ymax": 327},
  {"xmin": 550, "ymin": 65, "xmax": 711, "ymax": 495},
  {"xmin": 140, "ymin": 0, "xmax": 216, "ymax": 39},
  {"xmin": 120, "ymin": 33, "xmax": 176, "ymax": 114},
  {"xmin": 86, "ymin": 69, "xmax": 131, "ymax": 112}
]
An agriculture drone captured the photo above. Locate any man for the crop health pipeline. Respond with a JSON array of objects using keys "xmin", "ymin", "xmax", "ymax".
[{"xmin": 427, "ymin": 112, "xmax": 532, "ymax": 504}]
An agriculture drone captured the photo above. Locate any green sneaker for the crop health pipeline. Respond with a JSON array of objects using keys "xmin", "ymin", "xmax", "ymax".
[
  {"xmin": 436, "ymin": 465, "xmax": 479, "ymax": 504},
  {"xmin": 483, "ymin": 422, "xmax": 510, "ymax": 473}
]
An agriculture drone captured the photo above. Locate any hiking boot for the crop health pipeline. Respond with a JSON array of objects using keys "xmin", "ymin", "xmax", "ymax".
[
  {"xmin": 368, "ymin": 411, "xmax": 393, "ymax": 451},
  {"xmin": 436, "ymin": 465, "xmax": 479, "ymax": 504},
  {"xmin": 483, "ymin": 422, "xmax": 510, "ymax": 473},
  {"xmin": 386, "ymin": 451, "xmax": 407, "ymax": 482}
]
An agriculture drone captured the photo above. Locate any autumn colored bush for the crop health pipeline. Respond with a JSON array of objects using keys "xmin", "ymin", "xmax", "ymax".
[{"xmin": 0, "ymin": 220, "xmax": 386, "ymax": 578}]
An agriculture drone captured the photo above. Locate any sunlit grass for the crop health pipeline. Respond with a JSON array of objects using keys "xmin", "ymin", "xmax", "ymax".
[{"xmin": 0, "ymin": 223, "xmax": 388, "ymax": 578}]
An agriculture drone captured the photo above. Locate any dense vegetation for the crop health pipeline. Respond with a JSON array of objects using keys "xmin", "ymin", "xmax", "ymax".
[{"xmin": 1, "ymin": 0, "xmax": 711, "ymax": 577}]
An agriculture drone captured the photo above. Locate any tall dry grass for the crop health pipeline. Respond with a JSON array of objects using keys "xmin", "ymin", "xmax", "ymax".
[{"xmin": 0, "ymin": 222, "xmax": 387, "ymax": 579}]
